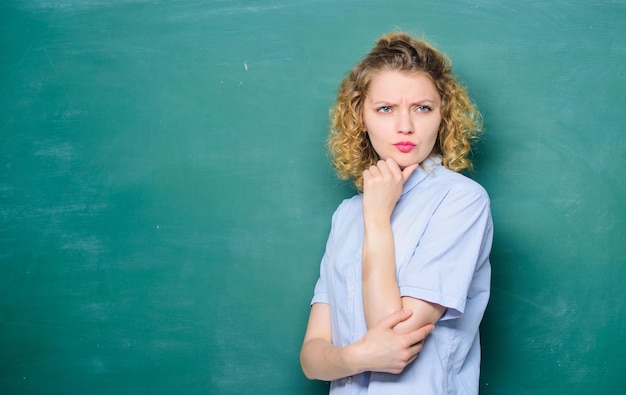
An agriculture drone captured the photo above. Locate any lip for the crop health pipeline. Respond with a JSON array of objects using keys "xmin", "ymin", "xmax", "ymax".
[{"xmin": 393, "ymin": 142, "xmax": 416, "ymax": 153}]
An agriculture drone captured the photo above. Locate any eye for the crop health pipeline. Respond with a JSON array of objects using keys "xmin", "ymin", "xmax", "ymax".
[
  {"xmin": 377, "ymin": 106, "xmax": 392, "ymax": 113},
  {"xmin": 415, "ymin": 105, "xmax": 432, "ymax": 112}
]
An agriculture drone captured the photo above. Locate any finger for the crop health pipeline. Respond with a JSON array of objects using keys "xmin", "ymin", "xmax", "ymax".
[
  {"xmin": 363, "ymin": 168, "xmax": 371, "ymax": 181},
  {"xmin": 401, "ymin": 162, "xmax": 419, "ymax": 182},
  {"xmin": 362, "ymin": 166, "xmax": 379, "ymax": 184},
  {"xmin": 367, "ymin": 164, "xmax": 382, "ymax": 178},
  {"xmin": 377, "ymin": 309, "xmax": 413, "ymax": 329},
  {"xmin": 406, "ymin": 323, "xmax": 435, "ymax": 345},
  {"xmin": 406, "ymin": 341, "xmax": 424, "ymax": 361},
  {"xmin": 383, "ymin": 158, "xmax": 402, "ymax": 175},
  {"xmin": 408, "ymin": 341, "xmax": 423, "ymax": 356},
  {"xmin": 374, "ymin": 160, "xmax": 392, "ymax": 179}
]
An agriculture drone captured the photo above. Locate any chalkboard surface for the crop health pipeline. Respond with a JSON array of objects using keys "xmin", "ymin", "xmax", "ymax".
[{"xmin": 1, "ymin": 1, "xmax": 624, "ymax": 394}]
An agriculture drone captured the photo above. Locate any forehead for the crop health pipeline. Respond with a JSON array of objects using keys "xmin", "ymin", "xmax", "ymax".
[{"xmin": 366, "ymin": 70, "xmax": 440, "ymax": 101}]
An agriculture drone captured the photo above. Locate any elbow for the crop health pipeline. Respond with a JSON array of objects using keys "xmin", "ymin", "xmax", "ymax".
[
  {"xmin": 300, "ymin": 363, "xmax": 321, "ymax": 381},
  {"xmin": 299, "ymin": 350, "xmax": 317, "ymax": 381},
  {"xmin": 300, "ymin": 361, "xmax": 314, "ymax": 381},
  {"xmin": 301, "ymin": 369, "xmax": 316, "ymax": 381}
]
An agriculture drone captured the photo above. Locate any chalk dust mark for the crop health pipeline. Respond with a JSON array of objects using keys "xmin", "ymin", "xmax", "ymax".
[
  {"xmin": 495, "ymin": 287, "xmax": 554, "ymax": 315},
  {"xmin": 0, "ymin": 43, "xmax": 33, "ymax": 107},
  {"xmin": 44, "ymin": 47, "xmax": 59, "ymax": 78},
  {"xmin": 34, "ymin": 141, "xmax": 75, "ymax": 160},
  {"xmin": 62, "ymin": 235, "xmax": 104, "ymax": 254}
]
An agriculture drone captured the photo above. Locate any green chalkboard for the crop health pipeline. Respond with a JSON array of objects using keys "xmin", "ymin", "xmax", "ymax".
[{"xmin": 1, "ymin": 1, "xmax": 624, "ymax": 394}]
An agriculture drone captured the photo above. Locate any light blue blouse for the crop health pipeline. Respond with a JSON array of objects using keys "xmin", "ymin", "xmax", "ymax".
[{"xmin": 311, "ymin": 156, "xmax": 493, "ymax": 394}]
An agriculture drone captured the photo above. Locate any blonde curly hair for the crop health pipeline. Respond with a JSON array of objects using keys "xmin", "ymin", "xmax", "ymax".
[{"xmin": 328, "ymin": 32, "xmax": 483, "ymax": 191}]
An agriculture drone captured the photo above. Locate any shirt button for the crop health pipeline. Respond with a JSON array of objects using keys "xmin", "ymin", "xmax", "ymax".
[{"xmin": 347, "ymin": 376, "xmax": 353, "ymax": 384}]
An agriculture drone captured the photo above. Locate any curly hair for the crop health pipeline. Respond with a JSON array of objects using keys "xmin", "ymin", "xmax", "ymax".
[{"xmin": 328, "ymin": 32, "xmax": 483, "ymax": 190}]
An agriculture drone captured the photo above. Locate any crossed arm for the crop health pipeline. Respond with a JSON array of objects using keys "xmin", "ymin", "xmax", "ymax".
[
  {"xmin": 300, "ymin": 304, "xmax": 433, "ymax": 381},
  {"xmin": 300, "ymin": 159, "xmax": 445, "ymax": 381}
]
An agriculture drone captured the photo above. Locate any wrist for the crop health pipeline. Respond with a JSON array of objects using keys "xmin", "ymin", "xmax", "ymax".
[
  {"xmin": 363, "ymin": 212, "xmax": 392, "ymax": 229},
  {"xmin": 342, "ymin": 342, "xmax": 366, "ymax": 376}
]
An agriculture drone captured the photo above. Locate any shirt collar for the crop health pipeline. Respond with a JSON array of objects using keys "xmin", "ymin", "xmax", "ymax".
[{"xmin": 402, "ymin": 155, "xmax": 442, "ymax": 196}]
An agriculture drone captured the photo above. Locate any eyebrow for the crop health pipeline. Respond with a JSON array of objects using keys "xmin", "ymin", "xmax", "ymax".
[{"xmin": 369, "ymin": 99, "xmax": 437, "ymax": 106}]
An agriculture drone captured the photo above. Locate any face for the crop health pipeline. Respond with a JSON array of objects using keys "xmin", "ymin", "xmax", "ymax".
[{"xmin": 362, "ymin": 70, "xmax": 442, "ymax": 169}]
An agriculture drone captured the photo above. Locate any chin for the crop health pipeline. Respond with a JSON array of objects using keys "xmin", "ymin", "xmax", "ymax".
[
  {"xmin": 398, "ymin": 156, "xmax": 421, "ymax": 167},
  {"xmin": 397, "ymin": 161, "xmax": 419, "ymax": 170}
]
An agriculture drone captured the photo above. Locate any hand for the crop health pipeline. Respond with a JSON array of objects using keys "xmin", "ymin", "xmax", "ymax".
[
  {"xmin": 362, "ymin": 159, "xmax": 419, "ymax": 220},
  {"xmin": 354, "ymin": 309, "xmax": 434, "ymax": 375}
]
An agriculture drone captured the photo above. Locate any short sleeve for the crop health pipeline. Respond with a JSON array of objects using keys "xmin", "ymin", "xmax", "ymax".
[
  {"xmin": 398, "ymin": 187, "xmax": 493, "ymax": 320},
  {"xmin": 311, "ymin": 239, "xmax": 330, "ymax": 305},
  {"xmin": 310, "ymin": 202, "xmax": 345, "ymax": 306}
]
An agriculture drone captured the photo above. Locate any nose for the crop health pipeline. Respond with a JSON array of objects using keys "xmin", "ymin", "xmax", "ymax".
[{"xmin": 397, "ymin": 109, "xmax": 413, "ymax": 134}]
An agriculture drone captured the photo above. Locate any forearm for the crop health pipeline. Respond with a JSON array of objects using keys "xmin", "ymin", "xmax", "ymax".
[
  {"xmin": 362, "ymin": 216, "xmax": 403, "ymax": 330},
  {"xmin": 300, "ymin": 338, "xmax": 362, "ymax": 381},
  {"xmin": 362, "ymin": 216, "xmax": 444, "ymax": 334},
  {"xmin": 360, "ymin": 159, "xmax": 439, "ymax": 335}
]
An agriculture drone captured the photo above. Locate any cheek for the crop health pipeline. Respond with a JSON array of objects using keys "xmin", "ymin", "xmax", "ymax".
[
  {"xmin": 362, "ymin": 119, "xmax": 383, "ymax": 141},
  {"xmin": 361, "ymin": 114, "xmax": 375, "ymax": 132},
  {"xmin": 430, "ymin": 118, "xmax": 443, "ymax": 138}
]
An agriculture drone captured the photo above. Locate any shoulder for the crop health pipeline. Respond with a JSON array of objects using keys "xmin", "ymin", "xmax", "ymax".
[
  {"xmin": 431, "ymin": 166, "xmax": 490, "ymax": 202},
  {"xmin": 330, "ymin": 193, "xmax": 362, "ymax": 223},
  {"xmin": 402, "ymin": 165, "xmax": 491, "ymax": 218},
  {"xmin": 409, "ymin": 156, "xmax": 489, "ymax": 203}
]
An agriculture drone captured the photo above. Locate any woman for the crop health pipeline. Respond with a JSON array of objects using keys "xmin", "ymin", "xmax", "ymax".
[{"xmin": 300, "ymin": 32, "xmax": 493, "ymax": 394}]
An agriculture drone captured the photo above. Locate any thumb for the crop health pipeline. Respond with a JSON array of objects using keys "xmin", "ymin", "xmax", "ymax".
[
  {"xmin": 377, "ymin": 309, "xmax": 413, "ymax": 329},
  {"xmin": 402, "ymin": 162, "xmax": 419, "ymax": 182}
]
